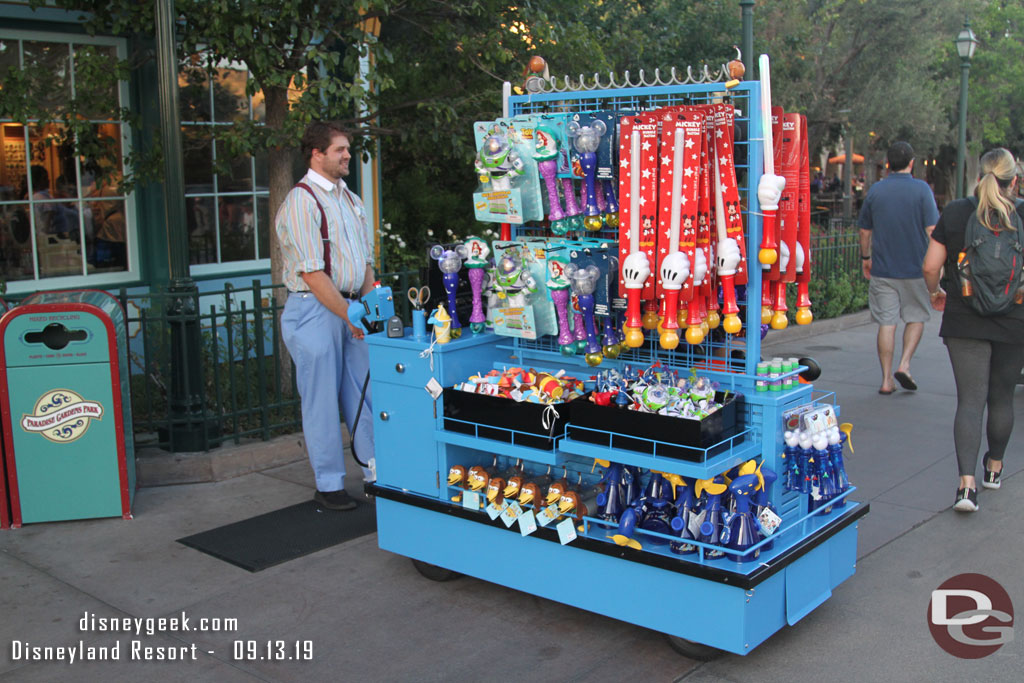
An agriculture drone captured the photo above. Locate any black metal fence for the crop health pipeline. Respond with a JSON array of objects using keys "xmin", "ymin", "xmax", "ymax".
[
  {"xmin": 119, "ymin": 270, "xmax": 419, "ymax": 453},
  {"xmin": 811, "ymin": 218, "xmax": 861, "ymax": 278}
]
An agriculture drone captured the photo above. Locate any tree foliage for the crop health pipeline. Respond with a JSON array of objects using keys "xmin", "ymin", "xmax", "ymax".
[{"xmin": 5, "ymin": 0, "xmax": 1015, "ymax": 277}]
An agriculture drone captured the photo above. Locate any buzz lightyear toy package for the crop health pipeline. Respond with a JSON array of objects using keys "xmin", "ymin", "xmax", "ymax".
[
  {"xmin": 472, "ymin": 117, "xmax": 543, "ymax": 224},
  {"xmin": 487, "ymin": 241, "xmax": 540, "ymax": 339}
]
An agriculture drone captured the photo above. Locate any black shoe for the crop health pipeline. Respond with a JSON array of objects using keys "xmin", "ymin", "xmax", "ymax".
[
  {"xmin": 953, "ymin": 487, "xmax": 978, "ymax": 513},
  {"xmin": 982, "ymin": 455, "xmax": 1002, "ymax": 490},
  {"xmin": 314, "ymin": 489, "xmax": 358, "ymax": 511}
]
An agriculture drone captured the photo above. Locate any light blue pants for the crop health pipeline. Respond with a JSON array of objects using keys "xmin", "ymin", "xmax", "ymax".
[{"xmin": 281, "ymin": 292, "xmax": 374, "ymax": 492}]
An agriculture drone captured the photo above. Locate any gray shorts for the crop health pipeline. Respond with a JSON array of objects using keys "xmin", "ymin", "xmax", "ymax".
[{"xmin": 869, "ymin": 277, "xmax": 931, "ymax": 326}]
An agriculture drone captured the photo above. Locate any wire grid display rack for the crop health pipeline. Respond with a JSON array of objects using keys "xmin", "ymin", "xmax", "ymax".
[{"xmin": 502, "ymin": 79, "xmax": 768, "ymax": 381}]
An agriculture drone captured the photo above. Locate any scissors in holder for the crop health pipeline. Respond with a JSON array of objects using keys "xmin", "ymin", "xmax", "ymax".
[{"xmin": 407, "ymin": 285, "xmax": 430, "ymax": 311}]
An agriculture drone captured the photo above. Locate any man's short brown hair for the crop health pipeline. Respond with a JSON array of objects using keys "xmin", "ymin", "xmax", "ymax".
[{"xmin": 301, "ymin": 121, "xmax": 351, "ymax": 164}]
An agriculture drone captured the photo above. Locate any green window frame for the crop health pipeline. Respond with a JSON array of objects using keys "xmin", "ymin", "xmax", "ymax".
[{"xmin": 0, "ymin": 29, "xmax": 138, "ymax": 294}]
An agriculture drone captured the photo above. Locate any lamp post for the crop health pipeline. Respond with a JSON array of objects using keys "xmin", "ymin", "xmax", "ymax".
[
  {"xmin": 740, "ymin": 0, "xmax": 754, "ymax": 77},
  {"xmin": 156, "ymin": 0, "xmax": 213, "ymax": 451},
  {"xmin": 954, "ymin": 18, "xmax": 978, "ymax": 199}
]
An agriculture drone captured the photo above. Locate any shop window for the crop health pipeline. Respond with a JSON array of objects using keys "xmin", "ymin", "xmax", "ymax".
[
  {"xmin": 180, "ymin": 56, "xmax": 271, "ymax": 272},
  {"xmin": 0, "ymin": 32, "xmax": 136, "ymax": 293}
]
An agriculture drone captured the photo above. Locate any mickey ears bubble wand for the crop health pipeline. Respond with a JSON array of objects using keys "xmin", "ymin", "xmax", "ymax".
[{"xmin": 430, "ymin": 243, "xmax": 468, "ymax": 339}]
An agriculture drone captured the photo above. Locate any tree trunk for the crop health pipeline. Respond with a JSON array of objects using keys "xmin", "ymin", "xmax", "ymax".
[{"xmin": 265, "ymin": 85, "xmax": 297, "ymax": 391}]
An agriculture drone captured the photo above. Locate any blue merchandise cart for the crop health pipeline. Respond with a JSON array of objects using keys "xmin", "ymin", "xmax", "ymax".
[{"xmin": 366, "ymin": 74, "xmax": 866, "ymax": 658}]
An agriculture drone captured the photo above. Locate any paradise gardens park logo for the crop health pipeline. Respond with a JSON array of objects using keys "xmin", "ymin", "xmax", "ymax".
[{"xmin": 20, "ymin": 389, "xmax": 104, "ymax": 443}]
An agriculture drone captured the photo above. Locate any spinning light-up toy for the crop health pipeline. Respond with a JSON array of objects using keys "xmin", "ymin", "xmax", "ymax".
[
  {"xmin": 534, "ymin": 125, "xmax": 569, "ymax": 235},
  {"xmin": 566, "ymin": 263, "xmax": 603, "ymax": 366},
  {"xmin": 570, "ymin": 120, "xmax": 607, "ymax": 232},
  {"xmin": 463, "ymin": 236, "xmax": 490, "ymax": 334},
  {"xmin": 430, "ymin": 243, "xmax": 468, "ymax": 338},
  {"xmin": 547, "ymin": 253, "xmax": 575, "ymax": 356}
]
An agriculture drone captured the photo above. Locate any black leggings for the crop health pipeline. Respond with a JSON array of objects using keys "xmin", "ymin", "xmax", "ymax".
[{"xmin": 945, "ymin": 337, "xmax": 1024, "ymax": 476}]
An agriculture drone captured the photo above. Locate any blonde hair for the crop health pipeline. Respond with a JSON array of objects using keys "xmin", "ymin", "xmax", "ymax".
[{"xmin": 975, "ymin": 147, "xmax": 1018, "ymax": 232}]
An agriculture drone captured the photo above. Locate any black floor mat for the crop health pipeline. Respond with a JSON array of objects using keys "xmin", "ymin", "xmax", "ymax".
[{"xmin": 177, "ymin": 500, "xmax": 376, "ymax": 572}]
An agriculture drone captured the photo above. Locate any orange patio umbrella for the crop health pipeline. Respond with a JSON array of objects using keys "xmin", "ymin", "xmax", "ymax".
[{"xmin": 827, "ymin": 153, "xmax": 864, "ymax": 164}]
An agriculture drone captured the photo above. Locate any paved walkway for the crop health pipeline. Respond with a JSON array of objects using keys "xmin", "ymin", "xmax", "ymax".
[{"xmin": 2, "ymin": 312, "xmax": 1021, "ymax": 682}]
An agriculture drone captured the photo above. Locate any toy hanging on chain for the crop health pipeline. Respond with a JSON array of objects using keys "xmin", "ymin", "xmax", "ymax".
[{"xmin": 463, "ymin": 237, "xmax": 490, "ymax": 333}]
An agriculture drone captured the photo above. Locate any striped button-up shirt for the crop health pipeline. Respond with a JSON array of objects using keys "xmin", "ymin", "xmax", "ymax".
[{"xmin": 275, "ymin": 169, "xmax": 375, "ymax": 293}]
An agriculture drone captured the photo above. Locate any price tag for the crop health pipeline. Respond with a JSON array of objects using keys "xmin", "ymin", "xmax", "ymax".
[
  {"xmin": 462, "ymin": 490, "xmax": 481, "ymax": 511},
  {"xmin": 518, "ymin": 510, "xmax": 538, "ymax": 536},
  {"xmin": 555, "ymin": 518, "xmax": 577, "ymax": 545},
  {"xmin": 757, "ymin": 507, "xmax": 782, "ymax": 536},
  {"xmin": 425, "ymin": 377, "xmax": 444, "ymax": 400},
  {"xmin": 537, "ymin": 503, "xmax": 560, "ymax": 527},
  {"xmin": 485, "ymin": 500, "xmax": 506, "ymax": 520},
  {"xmin": 500, "ymin": 500, "xmax": 523, "ymax": 528}
]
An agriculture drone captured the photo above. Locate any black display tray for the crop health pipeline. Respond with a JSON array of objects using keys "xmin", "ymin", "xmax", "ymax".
[
  {"xmin": 442, "ymin": 387, "xmax": 572, "ymax": 450},
  {"xmin": 567, "ymin": 391, "xmax": 740, "ymax": 461}
]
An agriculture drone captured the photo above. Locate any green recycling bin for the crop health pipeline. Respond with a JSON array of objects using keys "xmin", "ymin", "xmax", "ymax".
[{"xmin": 0, "ymin": 290, "xmax": 135, "ymax": 527}]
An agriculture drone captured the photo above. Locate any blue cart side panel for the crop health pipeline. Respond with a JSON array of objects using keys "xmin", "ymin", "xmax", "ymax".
[{"xmin": 377, "ymin": 497, "xmax": 861, "ymax": 655}]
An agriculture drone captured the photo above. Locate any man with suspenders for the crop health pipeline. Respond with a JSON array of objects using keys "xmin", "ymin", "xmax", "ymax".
[{"xmin": 275, "ymin": 121, "xmax": 376, "ymax": 511}]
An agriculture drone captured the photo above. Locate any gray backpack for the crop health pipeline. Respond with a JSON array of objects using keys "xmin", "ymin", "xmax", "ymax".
[{"xmin": 957, "ymin": 197, "xmax": 1024, "ymax": 316}]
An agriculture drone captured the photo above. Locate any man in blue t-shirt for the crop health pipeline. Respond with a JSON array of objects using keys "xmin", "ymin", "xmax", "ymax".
[{"xmin": 858, "ymin": 141, "xmax": 939, "ymax": 395}]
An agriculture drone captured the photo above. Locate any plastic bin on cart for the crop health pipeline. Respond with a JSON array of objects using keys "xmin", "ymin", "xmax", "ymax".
[{"xmin": 0, "ymin": 290, "xmax": 135, "ymax": 527}]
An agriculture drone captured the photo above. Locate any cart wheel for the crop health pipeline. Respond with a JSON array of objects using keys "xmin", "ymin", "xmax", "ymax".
[
  {"xmin": 665, "ymin": 634, "xmax": 725, "ymax": 661},
  {"xmin": 798, "ymin": 356, "xmax": 821, "ymax": 382},
  {"xmin": 411, "ymin": 559, "xmax": 462, "ymax": 582}
]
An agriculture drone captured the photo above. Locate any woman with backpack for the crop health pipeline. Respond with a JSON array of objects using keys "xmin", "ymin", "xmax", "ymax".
[{"xmin": 922, "ymin": 147, "xmax": 1024, "ymax": 512}]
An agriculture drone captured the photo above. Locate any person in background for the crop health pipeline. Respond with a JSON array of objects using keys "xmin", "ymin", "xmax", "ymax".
[
  {"xmin": 922, "ymin": 147, "xmax": 1024, "ymax": 513},
  {"xmin": 275, "ymin": 121, "xmax": 376, "ymax": 512},
  {"xmin": 858, "ymin": 141, "xmax": 939, "ymax": 394}
]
